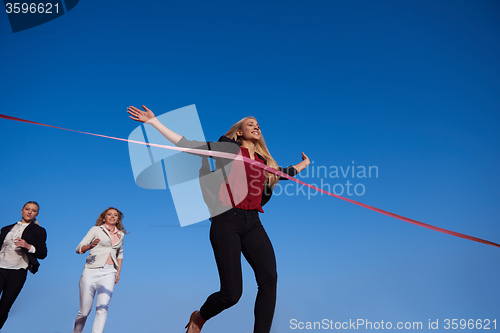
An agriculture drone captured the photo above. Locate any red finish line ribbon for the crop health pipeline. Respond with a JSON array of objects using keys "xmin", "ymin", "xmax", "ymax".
[{"xmin": 1, "ymin": 113, "xmax": 499, "ymax": 248}]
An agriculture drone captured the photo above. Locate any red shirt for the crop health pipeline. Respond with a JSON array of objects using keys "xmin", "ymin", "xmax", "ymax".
[{"xmin": 218, "ymin": 147, "xmax": 265, "ymax": 213}]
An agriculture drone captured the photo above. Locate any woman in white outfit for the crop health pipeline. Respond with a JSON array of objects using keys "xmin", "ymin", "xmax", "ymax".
[{"xmin": 73, "ymin": 207, "xmax": 126, "ymax": 333}]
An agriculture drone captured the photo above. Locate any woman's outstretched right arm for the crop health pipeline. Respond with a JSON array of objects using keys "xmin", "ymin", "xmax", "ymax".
[{"xmin": 127, "ymin": 105, "xmax": 182, "ymax": 145}]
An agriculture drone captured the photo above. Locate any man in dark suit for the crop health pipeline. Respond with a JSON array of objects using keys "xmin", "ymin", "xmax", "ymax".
[{"xmin": 0, "ymin": 201, "xmax": 47, "ymax": 329}]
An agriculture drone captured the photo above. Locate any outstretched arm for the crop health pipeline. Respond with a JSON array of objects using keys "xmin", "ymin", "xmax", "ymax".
[
  {"xmin": 127, "ymin": 105, "xmax": 182, "ymax": 145},
  {"xmin": 293, "ymin": 152, "xmax": 310, "ymax": 173}
]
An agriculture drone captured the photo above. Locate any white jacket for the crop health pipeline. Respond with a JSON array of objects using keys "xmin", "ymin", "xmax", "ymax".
[{"xmin": 76, "ymin": 226, "xmax": 124, "ymax": 269}]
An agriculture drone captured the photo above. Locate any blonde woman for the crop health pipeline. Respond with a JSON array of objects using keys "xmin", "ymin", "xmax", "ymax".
[
  {"xmin": 128, "ymin": 105, "xmax": 309, "ymax": 333},
  {"xmin": 73, "ymin": 207, "xmax": 126, "ymax": 333}
]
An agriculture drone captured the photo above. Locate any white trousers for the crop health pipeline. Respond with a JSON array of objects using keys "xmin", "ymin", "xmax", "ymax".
[{"xmin": 73, "ymin": 265, "xmax": 116, "ymax": 333}]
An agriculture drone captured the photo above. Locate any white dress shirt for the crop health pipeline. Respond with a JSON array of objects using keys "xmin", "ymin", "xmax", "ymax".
[{"xmin": 0, "ymin": 221, "xmax": 36, "ymax": 270}]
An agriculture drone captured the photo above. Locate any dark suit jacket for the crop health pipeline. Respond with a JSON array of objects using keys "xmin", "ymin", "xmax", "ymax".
[
  {"xmin": 0, "ymin": 222, "xmax": 48, "ymax": 274},
  {"xmin": 177, "ymin": 135, "xmax": 298, "ymax": 208}
]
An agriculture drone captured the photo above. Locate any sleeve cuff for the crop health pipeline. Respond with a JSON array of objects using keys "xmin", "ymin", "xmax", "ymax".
[
  {"xmin": 28, "ymin": 245, "xmax": 36, "ymax": 253},
  {"xmin": 278, "ymin": 166, "xmax": 298, "ymax": 179},
  {"xmin": 174, "ymin": 136, "xmax": 188, "ymax": 147}
]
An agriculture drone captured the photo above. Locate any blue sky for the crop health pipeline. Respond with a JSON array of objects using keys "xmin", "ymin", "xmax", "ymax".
[{"xmin": 0, "ymin": 1, "xmax": 499, "ymax": 332}]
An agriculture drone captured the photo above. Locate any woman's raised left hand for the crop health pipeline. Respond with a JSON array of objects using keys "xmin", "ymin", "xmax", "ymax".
[
  {"xmin": 293, "ymin": 152, "xmax": 310, "ymax": 173},
  {"xmin": 301, "ymin": 152, "xmax": 310, "ymax": 166}
]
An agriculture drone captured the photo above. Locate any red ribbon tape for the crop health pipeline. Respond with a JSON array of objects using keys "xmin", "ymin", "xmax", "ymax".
[{"xmin": 1, "ymin": 113, "xmax": 498, "ymax": 248}]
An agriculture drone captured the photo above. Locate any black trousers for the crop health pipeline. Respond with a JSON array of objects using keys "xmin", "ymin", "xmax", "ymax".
[
  {"xmin": 0, "ymin": 267, "xmax": 27, "ymax": 329},
  {"xmin": 200, "ymin": 208, "xmax": 278, "ymax": 333}
]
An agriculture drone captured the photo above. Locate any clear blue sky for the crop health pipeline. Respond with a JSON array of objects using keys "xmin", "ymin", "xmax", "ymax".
[{"xmin": 1, "ymin": 1, "xmax": 499, "ymax": 332}]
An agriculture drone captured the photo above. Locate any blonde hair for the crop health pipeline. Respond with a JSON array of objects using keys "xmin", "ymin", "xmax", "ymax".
[
  {"xmin": 225, "ymin": 117, "xmax": 280, "ymax": 188},
  {"xmin": 95, "ymin": 207, "xmax": 128, "ymax": 234}
]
